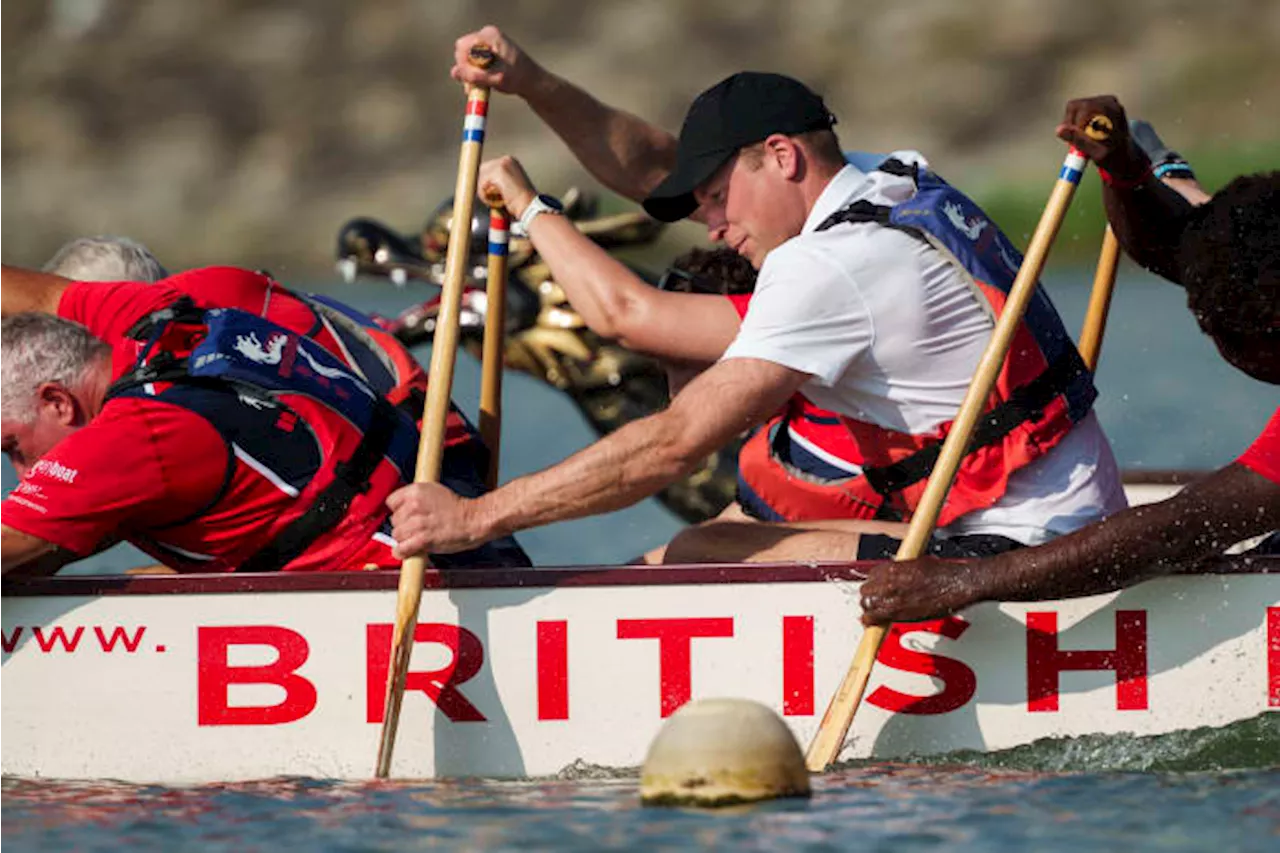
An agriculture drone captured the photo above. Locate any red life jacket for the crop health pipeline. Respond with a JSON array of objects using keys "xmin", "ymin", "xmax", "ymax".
[
  {"xmin": 736, "ymin": 160, "xmax": 1096, "ymax": 526},
  {"xmin": 104, "ymin": 300, "xmax": 423, "ymax": 572},
  {"xmin": 292, "ymin": 291, "xmax": 473, "ymax": 451}
]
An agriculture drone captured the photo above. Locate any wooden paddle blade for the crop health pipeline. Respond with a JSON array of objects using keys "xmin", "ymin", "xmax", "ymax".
[{"xmin": 804, "ymin": 624, "xmax": 884, "ymax": 771}]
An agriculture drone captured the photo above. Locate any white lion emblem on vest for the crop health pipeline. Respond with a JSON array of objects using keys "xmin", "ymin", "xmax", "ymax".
[
  {"xmin": 234, "ymin": 331, "xmax": 288, "ymax": 364},
  {"xmin": 942, "ymin": 200, "xmax": 987, "ymax": 241}
]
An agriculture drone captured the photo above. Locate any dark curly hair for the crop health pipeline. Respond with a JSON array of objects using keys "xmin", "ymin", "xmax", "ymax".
[
  {"xmin": 1179, "ymin": 171, "xmax": 1280, "ymax": 340},
  {"xmin": 662, "ymin": 247, "xmax": 758, "ymax": 295}
]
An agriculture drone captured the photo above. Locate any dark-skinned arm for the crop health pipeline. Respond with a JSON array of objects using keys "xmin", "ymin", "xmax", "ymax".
[
  {"xmin": 1, "ymin": 264, "xmax": 73, "ymax": 317},
  {"xmin": 861, "ymin": 462, "xmax": 1280, "ymax": 624},
  {"xmin": 1056, "ymin": 95, "xmax": 1198, "ymax": 284}
]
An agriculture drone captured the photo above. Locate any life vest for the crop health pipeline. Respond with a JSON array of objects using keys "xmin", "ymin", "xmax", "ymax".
[
  {"xmin": 296, "ymin": 293, "xmax": 533, "ymax": 570},
  {"xmin": 737, "ymin": 159, "xmax": 1096, "ymax": 527},
  {"xmin": 293, "ymin": 290, "xmax": 474, "ymax": 451},
  {"xmin": 105, "ymin": 299, "xmax": 532, "ymax": 572}
]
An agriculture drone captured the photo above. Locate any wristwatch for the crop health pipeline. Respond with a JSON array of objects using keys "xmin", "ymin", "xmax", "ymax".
[{"xmin": 515, "ymin": 193, "xmax": 564, "ymax": 236}]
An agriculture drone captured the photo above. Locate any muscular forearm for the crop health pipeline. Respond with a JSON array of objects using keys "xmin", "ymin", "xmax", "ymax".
[
  {"xmin": 527, "ymin": 214, "xmax": 735, "ymax": 362},
  {"xmin": 964, "ymin": 463, "xmax": 1280, "ymax": 604},
  {"xmin": 1103, "ymin": 177, "xmax": 1198, "ymax": 284},
  {"xmin": 1, "ymin": 524, "xmax": 59, "ymax": 574},
  {"xmin": 523, "ymin": 71, "xmax": 677, "ymax": 203},
  {"xmin": 477, "ymin": 410, "xmax": 705, "ymax": 537},
  {"xmin": 528, "ymin": 214, "xmax": 655, "ymax": 340},
  {"xmin": 474, "ymin": 358, "xmax": 803, "ymax": 539}
]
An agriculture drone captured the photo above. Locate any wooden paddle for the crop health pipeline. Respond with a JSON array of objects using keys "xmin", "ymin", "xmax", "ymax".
[
  {"xmin": 1077, "ymin": 119, "xmax": 1119, "ymax": 372},
  {"xmin": 375, "ymin": 43, "xmax": 496, "ymax": 779},
  {"xmin": 1078, "ymin": 227, "xmax": 1120, "ymax": 370},
  {"xmin": 804, "ymin": 137, "xmax": 1103, "ymax": 774},
  {"xmin": 479, "ymin": 204, "xmax": 511, "ymax": 490}
]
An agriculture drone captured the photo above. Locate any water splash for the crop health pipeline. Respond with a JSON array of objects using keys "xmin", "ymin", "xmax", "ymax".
[{"xmin": 878, "ymin": 712, "xmax": 1280, "ymax": 773}]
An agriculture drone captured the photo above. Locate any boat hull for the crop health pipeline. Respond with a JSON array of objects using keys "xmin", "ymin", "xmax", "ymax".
[{"xmin": 3, "ymin": 561, "xmax": 1277, "ymax": 783}]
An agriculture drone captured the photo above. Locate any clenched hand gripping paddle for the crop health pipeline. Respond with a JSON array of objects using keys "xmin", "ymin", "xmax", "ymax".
[{"xmin": 375, "ymin": 44, "xmax": 496, "ymax": 779}]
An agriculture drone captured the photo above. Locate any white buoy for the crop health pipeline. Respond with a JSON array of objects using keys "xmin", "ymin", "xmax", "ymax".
[{"xmin": 640, "ymin": 698, "xmax": 811, "ymax": 807}]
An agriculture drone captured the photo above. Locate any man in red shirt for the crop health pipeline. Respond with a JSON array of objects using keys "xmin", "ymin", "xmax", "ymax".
[
  {"xmin": 0, "ymin": 263, "xmax": 529, "ymax": 574},
  {"xmin": 860, "ymin": 97, "xmax": 1279, "ymax": 623}
]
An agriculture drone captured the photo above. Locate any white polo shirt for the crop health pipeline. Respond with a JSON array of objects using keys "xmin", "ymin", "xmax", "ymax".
[{"xmin": 721, "ymin": 155, "xmax": 1126, "ymax": 544}]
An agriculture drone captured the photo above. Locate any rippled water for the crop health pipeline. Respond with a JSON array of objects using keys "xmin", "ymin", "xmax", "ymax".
[
  {"xmin": 3, "ymin": 270, "xmax": 1277, "ymax": 849},
  {"xmin": 5, "ymin": 716, "xmax": 1278, "ymax": 852}
]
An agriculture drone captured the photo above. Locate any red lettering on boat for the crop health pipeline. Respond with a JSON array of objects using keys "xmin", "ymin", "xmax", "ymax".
[
  {"xmin": 782, "ymin": 616, "xmax": 814, "ymax": 716},
  {"xmin": 537, "ymin": 621, "xmax": 569, "ymax": 721},
  {"xmin": 94, "ymin": 625, "xmax": 146, "ymax": 653},
  {"xmin": 33, "ymin": 625, "xmax": 84, "ymax": 653},
  {"xmin": 616, "ymin": 617, "xmax": 734, "ymax": 717},
  {"xmin": 365, "ymin": 623, "xmax": 486, "ymax": 724},
  {"xmin": 1026, "ymin": 610, "xmax": 1148, "ymax": 712},
  {"xmin": 197, "ymin": 626, "xmax": 317, "ymax": 725},
  {"xmin": 2, "ymin": 627, "xmax": 22, "ymax": 653},
  {"xmin": 868, "ymin": 617, "xmax": 977, "ymax": 715}
]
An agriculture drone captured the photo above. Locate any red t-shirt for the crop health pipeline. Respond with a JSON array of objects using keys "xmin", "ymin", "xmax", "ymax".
[
  {"xmin": 1, "ymin": 268, "xmax": 398, "ymax": 571},
  {"xmin": 1237, "ymin": 406, "xmax": 1280, "ymax": 484}
]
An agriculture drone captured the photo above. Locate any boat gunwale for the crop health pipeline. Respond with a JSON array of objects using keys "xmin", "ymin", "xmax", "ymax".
[{"xmin": 3, "ymin": 555, "xmax": 1276, "ymax": 597}]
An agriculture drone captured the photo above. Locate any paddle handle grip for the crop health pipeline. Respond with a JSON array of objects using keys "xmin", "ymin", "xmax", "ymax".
[
  {"xmin": 479, "ymin": 206, "xmax": 511, "ymax": 490},
  {"xmin": 805, "ymin": 147, "xmax": 1090, "ymax": 773}
]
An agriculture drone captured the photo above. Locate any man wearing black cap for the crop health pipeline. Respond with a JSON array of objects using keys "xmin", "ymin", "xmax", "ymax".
[{"xmin": 385, "ymin": 26, "xmax": 1124, "ymax": 562}]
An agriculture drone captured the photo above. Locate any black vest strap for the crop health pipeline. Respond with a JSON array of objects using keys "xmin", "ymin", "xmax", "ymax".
[
  {"xmin": 234, "ymin": 396, "xmax": 401, "ymax": 573},
  {"xmin": 816, "ymin": 199, "xmax": 892, "ymax": 232},
  {"xmin": 858, "ymin": 348, "xmax": 1089, "ymax": 500}
]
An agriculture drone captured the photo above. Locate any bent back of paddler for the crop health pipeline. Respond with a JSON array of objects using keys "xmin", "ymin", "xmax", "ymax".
[{"xmin": 0, "ymin": 257, "xmax": 530, "ymax": 575}]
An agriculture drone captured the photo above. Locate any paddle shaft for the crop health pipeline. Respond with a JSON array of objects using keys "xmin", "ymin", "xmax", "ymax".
[
  {"xmin": 376, "ymin": 50, "xmax": 495, "ymax": 779},
  {"xmin": 479, "ymin": 207, "xmax": 511, "ymax": 490},
  {"xmin": 804, "ymin": 147, "xmax": 1093, "ymax": 773},
  {"xmin": 1078, "ymin": 227, "xmax": 1120, "ymax": 371}
]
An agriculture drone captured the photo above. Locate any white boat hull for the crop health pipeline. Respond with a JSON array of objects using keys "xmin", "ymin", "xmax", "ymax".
[{"xmin": 3, "ymin": 560, "xmax": 1276, "ymax": 783}]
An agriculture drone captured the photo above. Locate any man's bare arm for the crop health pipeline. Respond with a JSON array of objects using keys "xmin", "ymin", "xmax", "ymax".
[
  {"xmin": 527, "ymin": 214, "xmax": 740, "ymax": 361},
  {"xmin": 453, "ymin": 26, "xmax": 677, "ymax": 203},
  {"xmin": 1, "ymin": 265, "xmax": 73, "ymax": 317},
  {"xmin": 389, "ymin": 358, "xmax": 808, "ymax": 555},
  {"xmin": 1057, "ymin": 96, "xmax": 1198, "ymax": 284},
  {"xmin": 1100, "ymin": 176, "xmax": 1196, "ymax": 284},
  {"xmin": 861, "ymin": 463, "xmax": 1280, "ymax": 624},
  {"xmin": 476, "ymin": 155, "xmax": 739, "ymax": 362},
  {"xmin": 1, "ymin": 524, "xmax": 63, "ymax": 575},
  {"xmin": 483, "ymin": 358, "xmax": 806, "ymax": 533}
]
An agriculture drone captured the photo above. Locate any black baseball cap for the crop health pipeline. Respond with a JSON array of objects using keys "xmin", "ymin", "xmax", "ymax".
[{"xmin": 642, "ymin": 72, "xmax": 837, "ymax": 222}]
